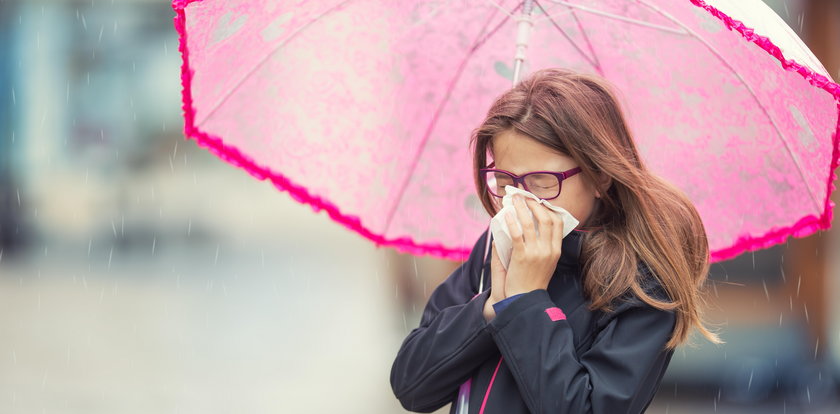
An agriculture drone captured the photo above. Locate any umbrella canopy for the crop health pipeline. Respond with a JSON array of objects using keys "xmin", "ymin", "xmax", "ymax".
[{"xmin": 172, "ymin": 0, "xmax": 839, "ymax": 262}]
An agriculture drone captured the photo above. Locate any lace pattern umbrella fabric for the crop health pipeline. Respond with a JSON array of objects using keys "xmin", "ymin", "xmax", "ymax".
[{"xmin": 172, "ymin": 0, "xmax": 840, "ymax": 262}]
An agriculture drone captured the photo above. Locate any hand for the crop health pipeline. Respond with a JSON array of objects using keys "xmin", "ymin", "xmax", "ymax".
[
  {"xmin": 503, "ymin": 194, "xmax": 564, "ymax": 297},
  {"xmin": 483, "ymin": 240, "xmax": 508, "ymax": 322}
]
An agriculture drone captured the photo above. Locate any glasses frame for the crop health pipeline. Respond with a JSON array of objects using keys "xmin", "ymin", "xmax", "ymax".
[{"xmin": 479, "ymin": 161, "xmax": 582, "ymax": 201}]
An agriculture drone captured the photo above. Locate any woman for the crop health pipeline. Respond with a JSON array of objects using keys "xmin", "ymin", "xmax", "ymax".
[{"xmin": 390, "ymin": 68, "xmax": 723, "ymax": 414}]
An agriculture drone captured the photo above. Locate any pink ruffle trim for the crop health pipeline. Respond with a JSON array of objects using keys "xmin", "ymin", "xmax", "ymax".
[
  {"xmin": 172, "ymin": 0, "xmax": 840, "ymax": 263},
  {"xmin": 171, "ymin": 0, "xmax": 470, "ymax": 261},
  {"xmin": 690, "ymin": 0, "xmax": 840, "ymax": 262}
]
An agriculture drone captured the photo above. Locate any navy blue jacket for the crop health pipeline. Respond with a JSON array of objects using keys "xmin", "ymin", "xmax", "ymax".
[{"xmin": 390, "ymin": 228, "xmax": 676, "ymax": 413}]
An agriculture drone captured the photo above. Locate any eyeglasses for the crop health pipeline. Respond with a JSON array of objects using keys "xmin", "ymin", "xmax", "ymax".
[{"xmin": 479, "ymin": 161, "xmax": 582, "ymax": 200}]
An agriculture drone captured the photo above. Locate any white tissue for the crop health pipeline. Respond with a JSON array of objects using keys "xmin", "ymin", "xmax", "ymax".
[{"xmin": 489, "ymin": 185, "xmax": 579, "ymax": 270}]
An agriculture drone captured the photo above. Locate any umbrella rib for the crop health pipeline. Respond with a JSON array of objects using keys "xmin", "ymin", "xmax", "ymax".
[
  {"xmin": 383, "ymin": 3, "xmax": 520, "ymax": 236},
  {"xmin": 533, "ymin": 0, "xmax": 602, "ymax": 74},
  {"xmin": 195, "ymin": 0, "xmax": 357, "ymax": 127},
  {"xmin": 638, "ymin": 0, "xmax": 823, "ymax": 213},
  {"xmin": 546, "ymin": 0, "xmax": 689, "ymax": 35}
]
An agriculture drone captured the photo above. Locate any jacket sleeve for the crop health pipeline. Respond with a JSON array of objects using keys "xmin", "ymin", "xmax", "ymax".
[
  {"xmin": 485, "ymin": 265, "xmax": 677, "ymax": 414},
  {"xmin": 390, "ymin": 229, "xmax": 499, "ymax": 413}
]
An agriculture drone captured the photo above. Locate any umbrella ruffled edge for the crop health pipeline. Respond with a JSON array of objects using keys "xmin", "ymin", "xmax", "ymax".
[
  {"xmin": 171, "ymin": 0, "xmax": 473, "ymax": 261},
  {"xmin": 689, "ymin": 0, "xmax": 840, "ymax": 262},
  {"xmin": 170, "ymin": 0, "xmax": 840, "ymax": 262}
]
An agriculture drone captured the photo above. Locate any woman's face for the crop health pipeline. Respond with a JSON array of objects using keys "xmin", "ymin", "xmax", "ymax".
[{"xmin": 489, "ymin": 129, "xmax": 601, "ymax": 228}]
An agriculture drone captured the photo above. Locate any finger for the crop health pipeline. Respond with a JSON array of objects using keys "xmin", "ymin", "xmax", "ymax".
[
  {"xmin": 490, "ymin": 241, "xmax": 506, "ymax": 291},
  {"xmin": 512, "ymin": 195, "xmax": 536, "ymax": 246},
  {"xmin": 528, "ymin": 199, "xmax": 554, "ymax": 245},
  {"xmin": 504, "ymin": 204, "xmax": 524, "ymax": 252},
  {"xmin": 552, "ymin": 212, "xmax": 564, "ymax": 256}
]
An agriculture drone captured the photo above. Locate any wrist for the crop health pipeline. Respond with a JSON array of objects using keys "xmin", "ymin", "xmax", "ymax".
[
  {"xmin": 505, "ymin": 285, "xmax": 547, "ymax": 297},
  {"xmin": 482, "ymin": 298, "xmax": 497, "ymax": 322}
]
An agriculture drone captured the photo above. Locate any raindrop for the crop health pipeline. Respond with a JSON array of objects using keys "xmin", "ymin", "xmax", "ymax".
[
  {"xmin": 214, "ymin": 243, "xmax": 220, "ymax": 265},
  {"xmin": 81, "ymin": 13, "xmax": 87, "ymax": 31},
  {"xmin": 88, "ymin": 238, "xmax": 92, "ymax": 257},
  {"xmin": 803, "ymin": 302, "xmax": 809, "ymax": 324},
  {"xmin": 814, "ymin": 338, "xmax": 819, "ymax": 359},
  {"xmin": 110, "ymin": 219, "xmax": 117, "ymax": 238},
  {"xmin": 65, "ymin": 81, "xmax": 69, "ymax": 103},
  {"xmin": 97, "ymin": 24, "xmax": 104, "ymax": 44},
  {"xmin": 762, "ymin": 279, "xmax": 769, "ymax": 301},
  {"xmin": 113, "ymin": 20, "xmax": 117, "ymax": 35},
  {"xmin": 187, "ymin": 218, "xmax": 191, "ymax": 237},
  {"xmin": 152, "ymin": 235, "xmax": 156, "ymax": 255},
  {"xmin": 11, "ymin": 87, "xmax": 15, "ymax": 106},
  {"xmin": 107, "ymin": 245, "xmax": 113, "ymax": 270},
  {"xmin": 796, "ymin": 275, "xmax": 801, "ymax": 297}
]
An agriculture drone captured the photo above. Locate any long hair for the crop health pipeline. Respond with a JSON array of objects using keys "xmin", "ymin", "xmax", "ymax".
[{"xmin": 469, "ymin": 68, "xmax": 723, "ymax": 350}]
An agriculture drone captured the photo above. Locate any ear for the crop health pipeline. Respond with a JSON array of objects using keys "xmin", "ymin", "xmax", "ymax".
[{"xmin": 595, "ymin": 173, "xmax": 612, "ymax": 199}]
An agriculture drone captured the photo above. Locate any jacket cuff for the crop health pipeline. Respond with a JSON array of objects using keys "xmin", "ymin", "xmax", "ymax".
[
  {"xmin": 469, "ymin": 289, "xmax": 493, "ymax": 326},
  {"xmin": 486, "ymin": 289, "xmax": 565, "ymax": 333},
  {"xmin": 492, "ymin": 293, "xmax": 525, "ymax": 315}
]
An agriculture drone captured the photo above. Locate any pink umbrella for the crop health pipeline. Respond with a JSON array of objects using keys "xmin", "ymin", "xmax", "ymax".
[{"xmin": 171, "ymin": 0, "xmax": 839, "ymax": 262}]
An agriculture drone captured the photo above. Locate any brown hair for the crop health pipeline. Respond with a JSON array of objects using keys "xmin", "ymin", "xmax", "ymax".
[{"xmin": 469, "ymin": 68, "xmax": 723, "ymax": 350}]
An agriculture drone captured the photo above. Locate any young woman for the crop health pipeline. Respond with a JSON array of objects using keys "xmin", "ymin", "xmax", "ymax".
[{"xmin": 390, "ymin": 68, "xmax": 723, "ymax": 414}]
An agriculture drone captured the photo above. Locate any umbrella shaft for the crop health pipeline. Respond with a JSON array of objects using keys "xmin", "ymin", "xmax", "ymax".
[{"xmin": 513, "ymin": 0, "xmax": 535, "ymax": 84}]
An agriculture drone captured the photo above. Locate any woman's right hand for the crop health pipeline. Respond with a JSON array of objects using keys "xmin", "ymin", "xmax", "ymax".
[{"xmin": 483, "ymin": 240, "xmax": 508, "ymax": 322}]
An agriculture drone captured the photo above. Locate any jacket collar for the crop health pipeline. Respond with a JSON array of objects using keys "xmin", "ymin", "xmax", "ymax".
[{"xmin": 559, "ymin": 229, "xmax": 586, "ymax": 267}]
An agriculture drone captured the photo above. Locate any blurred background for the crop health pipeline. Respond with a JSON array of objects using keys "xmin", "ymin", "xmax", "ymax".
[{"xmin": 1, "ymin": 0, "xmax": 839, "ymax": 412}]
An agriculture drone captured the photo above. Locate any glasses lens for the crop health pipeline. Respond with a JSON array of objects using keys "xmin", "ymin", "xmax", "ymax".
[
  {"xmin": 484, "ymin": 171, "xmax": 514, "ymax": 197},
  {"xmin": 524, "ymin": 174, "xmax": 561, "ymax": 199}
]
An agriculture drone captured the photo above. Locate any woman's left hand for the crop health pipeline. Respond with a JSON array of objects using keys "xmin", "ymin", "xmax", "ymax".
[{"xmin": 503, "ymin": 194, "xmax": 564, "ymax": 297}]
